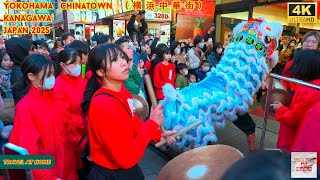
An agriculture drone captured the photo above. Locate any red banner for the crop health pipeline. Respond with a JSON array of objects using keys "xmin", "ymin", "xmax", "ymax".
[{"xmin": 178, "ymin": 0, "xmax": 215, "ymax": 18}]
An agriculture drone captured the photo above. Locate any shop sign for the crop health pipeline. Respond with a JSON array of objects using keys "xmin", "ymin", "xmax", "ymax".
[
  {"xmin": 178, "ymin": 0, "xmax": 215, "ymax": 18},
  {"xmin": 145, "ymin": 0, "xmax": 172, "ymax": 21}
]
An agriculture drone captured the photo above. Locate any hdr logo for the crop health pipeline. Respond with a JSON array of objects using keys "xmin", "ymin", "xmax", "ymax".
[{"xmin": 287, "ymin": 2, "xmax": 318, "ymax": 23}]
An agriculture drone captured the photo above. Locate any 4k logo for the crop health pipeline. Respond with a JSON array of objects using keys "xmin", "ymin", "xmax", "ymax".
[{"xmin": 288, "ymin": 2, "xmax": 318, "ymax": 23}]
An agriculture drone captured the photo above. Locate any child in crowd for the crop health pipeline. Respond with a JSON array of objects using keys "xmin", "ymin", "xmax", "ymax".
[
  {"xmin": 175, "ymin": 63, "xmax": 188, "ymax": 90},
  {"xmin": 0, "ymin": 50, "xmax": 13, "ymax": 98},
  {"xmin": 55, "ymin": 48, "xmax": 88, "ymax": 180},
  {"xmin": 197, "ymin": 60, "xmax": 210, "ymax": 82},
  {"xmin": 65, "ymin": 40, "xmax": 90, "ymax": 79},
  {"xmin": 187, "ymin": 73, "xmax": 197, "ymax": 84},
  {"xmin": 81, "ymin": 43, "xmax": 176, "ymax": 179},
  {"xmin": 153, "ymin": 45, "xmax": 176, "ymax": 100},
  {"xmin": 9, "ymin": 54, "xmax": 64, "ymax": 180}
]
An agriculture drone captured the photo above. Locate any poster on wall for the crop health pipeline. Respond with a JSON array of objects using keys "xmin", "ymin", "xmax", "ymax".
[
  {"xmin": 145, "ymin": 0, "xmax": 172, "ymax": 21},
  {"xmin": 113, "ymin": 0, "xmax": 123, "ymax": 15},
  {"xmin": 160, "ymin": 24, "xmax": 170, "ymax": 45},
  {"xmin": 175, "ymin": 1, "xmax": 216, "ymax": 41},
  {"xmin": 75, "ymin": 24, "xmax": 85, "ymax": 40},
  {"xmin": 95, "ymin": 25, "xmax": 109, "ymax": 35},
  {"xmin": 98, "ymin": 0, "xmax": 113, "ymax": 19},
  {"xmin": 113, "ymin": 20, "xmax": 125, "ymax": 40}
]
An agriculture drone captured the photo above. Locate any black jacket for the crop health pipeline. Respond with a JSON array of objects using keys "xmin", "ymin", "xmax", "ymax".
[{"xmin": 127, "ymin": 14, "xmax": 148, "ymax": 45}]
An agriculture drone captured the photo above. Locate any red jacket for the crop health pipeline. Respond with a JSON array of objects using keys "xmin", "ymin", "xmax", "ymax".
[
  {"xmin": 145, "ymin": 59, "xmax": 153, "ymax": 80},
  {"xmin": 282, "ymin": 60, "xmax": 299, "ymax": 92},
  {"xmin": 289, "ymin": 101, "xmax": 320, "ymax": 167},
  {"xmin": 276, "ymin": 79, "xmax": 320, "ymax": 151},
  {"xmin": 54, "ymin": 73, "xmax": 87, "ymax": 180},
  {"xmin": 153, "ymin": 62, "xmax": 176, "ymax": 100},
  {"xmin": 9, "ymin": 86, "xmax": 65, "ymax": 180},
  {"xmin": 88, "ymin": 86, "xmax": 161, "ymax": 170}
]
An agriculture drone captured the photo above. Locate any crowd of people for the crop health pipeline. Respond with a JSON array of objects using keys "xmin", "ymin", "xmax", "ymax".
[{"xmin": 0, "ymin": 11, "xmax": 319, "ymax": 179}]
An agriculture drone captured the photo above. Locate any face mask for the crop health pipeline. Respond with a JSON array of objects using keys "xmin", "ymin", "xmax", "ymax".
[
  {"xmin": 34, "ymin": 76, "xmax": 55, "ymax": 90},
  {"xmin": 48, "ymin": 43, "xmax": 54, "ymax": 49},
  {"xmin": 149, "ymin": 41, "xmax": 153, "ymax": 46},
  {"xmin": 184, "ymin": 69, "xmax": 188, "ymax": 75},
  {"xmin": 174, "ymin": 48, "xmax": 181, "ymax": 55},
  {"xmin": 199, "ymin": 43, "xmax": 205, "ymax": 49},
  {"xmin": 216, "ymin": 48, "xmax": 223, "ymax": 54},
  {"xmin": 43, "ymin": 77, "xmax": 55, "ymax": 90},
  {"xmin": 202, "ymin": 66, "xmax": 210, "ymax": 72},
  {"xmin": 67, "ymin": 65, "xmax": 81, "ymax": 77},
  {"xmin": 130, "ymin": 42, "xmax": 137, "ymax": 52}
]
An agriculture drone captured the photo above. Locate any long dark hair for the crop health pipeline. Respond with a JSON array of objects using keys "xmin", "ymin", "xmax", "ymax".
[
  {"xmin": 57, "ymin": 48, "xmax": 79, "ymax": 75},
  {"xmin": 81, "ymin": 43, "xmax": 125, "ymax": 116},
  {"xmin": 0, "ymin": 50, "xmax": 8, "ymax": 64},
  {"xmin": 288, "ymin": 50, "xmax": 320, "ymax": 81},
  {"xmin": 12, "ymin": 54, "xmax": 53, "ymax": 104},
  {"xmin": 65, "ymin": 40, "xmax": 89, "ymax": 57}
]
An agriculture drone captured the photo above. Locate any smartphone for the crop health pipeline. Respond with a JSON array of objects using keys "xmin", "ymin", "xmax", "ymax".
[{"xmin": 2, "ymin": 143, "xmax": 33, "ymax": 180}]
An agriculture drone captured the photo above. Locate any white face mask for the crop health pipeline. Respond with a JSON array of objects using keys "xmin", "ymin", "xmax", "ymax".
[
  {"xmin": 67, "ymin": 65, "xmax": 81, "ymax": 77},
  {"xmin": 184, "ymin": 69, "xmax": 188, "ymax": 75},
  {"xmin": 199, "ymin": 43, "xmax": 205, "ymax": 49},
  {"xmin": 216, "ymin": 48, "xmax": 223, "ymax": 54},
  {"xmin": 174, "ymin": 48, "xmax": 180, "ymax": 55},
  {"xmin": 48, "ymin": 43, "xmax": 54, "ymax": 49},
  {"xmin": 202, "ymin": 66, "xmax": 210, "ymax": 72}
]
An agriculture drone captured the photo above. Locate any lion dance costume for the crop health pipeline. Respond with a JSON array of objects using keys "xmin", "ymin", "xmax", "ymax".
[{"xmin": 161, "ymin": 18, "xmax": 283, "ymax": 150}]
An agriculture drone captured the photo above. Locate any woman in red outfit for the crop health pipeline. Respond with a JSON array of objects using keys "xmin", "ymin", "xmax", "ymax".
[
  {"xmin": 153, "ymin": 45, "xmax": 176, "ymax": 100},
  {"xmin": 282, "ymin": 31, "xmax": 320, "ymax": 94},
  {"xmin": 271, "ymin": 50, "xmax": 320, "ymax": 151},
  {"xmin": 55, "ymin": 48, "xmax": 88, "ymax": 180},
  {"xmin": 289, "ymin": 101, "xmax": 320, "ymax": 167},
  {"xmin": 81, "ymin": 43, "xmax": 176, "ymax": 179},
  {"xmin": 9, "ymin": 54, "xmax": 64, "ymax": 180}
]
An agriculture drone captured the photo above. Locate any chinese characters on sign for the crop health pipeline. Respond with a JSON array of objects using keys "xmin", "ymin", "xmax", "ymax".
[{"xmin": 139, "ymin": 0, "xmax": 203, "ymax": 11}]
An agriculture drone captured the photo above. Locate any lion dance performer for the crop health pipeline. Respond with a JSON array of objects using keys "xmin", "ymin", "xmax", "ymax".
[{"xmin": 160, "ymin": 18, "xmax": 283, "ymax": 151}]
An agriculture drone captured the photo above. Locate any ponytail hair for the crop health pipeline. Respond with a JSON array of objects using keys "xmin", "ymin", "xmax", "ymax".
[
  {"xmin": 12, "ymin": 54, "xmax": 53, "ymax": 104},
  {"xmin": 81, "ymin": 43, "xmax": 125, "ymax": 116}
]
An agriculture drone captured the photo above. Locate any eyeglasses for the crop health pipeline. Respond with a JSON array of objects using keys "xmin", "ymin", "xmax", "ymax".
[{"xmin": 303, "ymin": 40, "xmax": 317, "ymax": 45}]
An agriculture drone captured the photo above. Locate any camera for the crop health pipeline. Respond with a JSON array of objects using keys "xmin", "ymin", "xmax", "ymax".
[
  {"xmin": 139, "ymin": 10, "xmax": 146, "ymax": 15},
  {"xmin": 161, "ymin": 31, "xmax": 165, "ymax": 35}
]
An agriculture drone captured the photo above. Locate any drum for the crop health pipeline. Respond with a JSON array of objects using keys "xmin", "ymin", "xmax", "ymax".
[
  {"xmin": 157, "ymin": 145, "xmax": 244, "ymax": 180},
  {"xmin": 132, "ymin": 94, "xmax": 149, "ymax": 121},
  {"xmin": 260, "ymin": 89, "xmax": 293, "ymax": 115},
  {"xmin": 266, "ymin": 79, "xmax": 287, "ymax": 91}
]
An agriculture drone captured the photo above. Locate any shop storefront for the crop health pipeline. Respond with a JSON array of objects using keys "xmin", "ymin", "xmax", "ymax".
[
  {"xmin": 98, "ymin": 0, "xmax": 172, "ymax": 43},
  {"xmin": 214, "ymin": 0, "xmax": 320, "ymax": 45}
]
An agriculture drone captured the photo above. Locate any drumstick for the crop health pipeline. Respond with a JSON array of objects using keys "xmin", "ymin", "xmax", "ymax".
[
  {"xmin": 155, "ymin": 120, "xmax": 202, "ymax": 148},
  {"xmin": 144, "ymin": 74, "xmax": 165, "ymax": 132}
]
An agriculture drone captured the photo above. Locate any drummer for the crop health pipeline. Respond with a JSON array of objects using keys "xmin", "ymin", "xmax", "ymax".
[
  {"xmin": 271, "ymin": 50, "xmax": 320, "ymax": 151},
  {"xmin": 81, "ymin": 43, "xmax": 177, "ymax": 179}
]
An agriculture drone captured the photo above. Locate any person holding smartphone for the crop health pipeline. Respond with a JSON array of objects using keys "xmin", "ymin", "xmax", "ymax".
[{"xmin": 127, "ymin": 10, "xmax": 148, "ymax": 47}]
